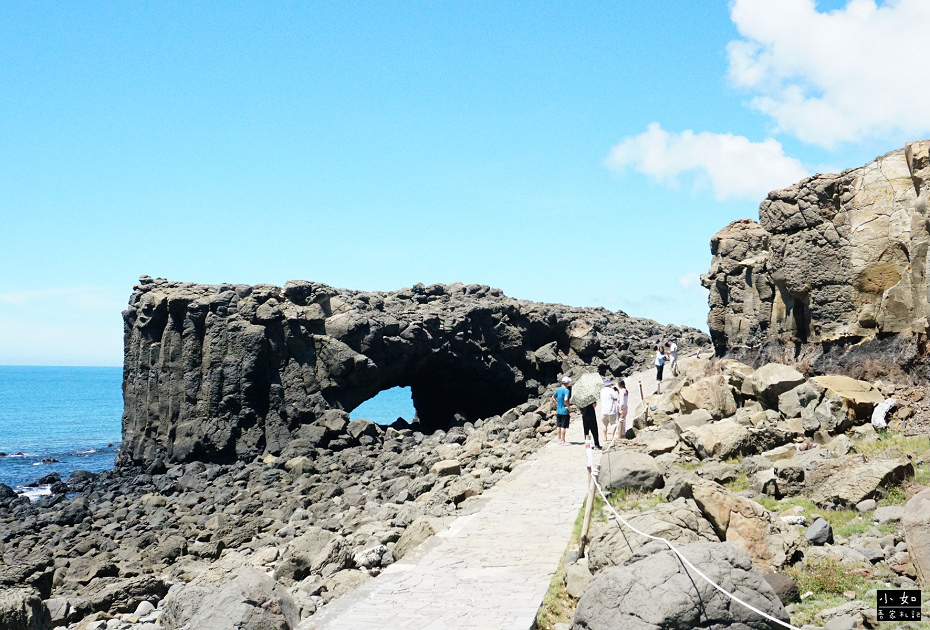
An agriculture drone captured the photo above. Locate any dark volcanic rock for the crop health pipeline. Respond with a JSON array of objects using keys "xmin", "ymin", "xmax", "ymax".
[
  {"xmin": 572, "ymin": 542, "xmax": 789, "ymax": 630},
  {"xmin": 119, "ymin": 277, "xmax": 707, "ymax": 465},
  {"xmin": 703, "ymin": 140, "xmax": 930, "ymax": 378}
]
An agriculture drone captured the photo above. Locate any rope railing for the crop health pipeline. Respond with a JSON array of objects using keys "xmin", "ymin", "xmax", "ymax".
[{"xmin": 588, "ymin": 472, "xmax": 801, "ymax": 630}]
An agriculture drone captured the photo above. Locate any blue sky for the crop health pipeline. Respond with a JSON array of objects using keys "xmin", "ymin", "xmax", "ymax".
[{"xmin": 2, "ymin": 0, "xmax": 929, "ymax": 366}]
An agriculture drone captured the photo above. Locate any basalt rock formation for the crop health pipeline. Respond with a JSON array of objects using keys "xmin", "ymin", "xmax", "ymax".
[
  {"xmin": 120, "ymin": 277, "xmax": 707, "ymax": 465},
  {"xmin": 703, "ymin": 140, "xmax": 930, "ymax": 374}
]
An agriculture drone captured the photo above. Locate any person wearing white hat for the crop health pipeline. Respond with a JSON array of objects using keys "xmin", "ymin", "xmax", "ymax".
[{"xmin": 552, "ymin": 376, "xmax": 572, "ymax": 445}]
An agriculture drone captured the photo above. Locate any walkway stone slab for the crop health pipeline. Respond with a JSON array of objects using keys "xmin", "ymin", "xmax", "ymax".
[{"xmin": 299, "ymin": 423, "xmax": 590, "ymax": 630}]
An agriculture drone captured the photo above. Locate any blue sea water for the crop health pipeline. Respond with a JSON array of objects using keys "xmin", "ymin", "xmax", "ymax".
[
  {"xmin": 0, "ymin": 366, "xmax": 123, "ymax": 494},
  {"xmin": 350, "ymin": 386, "xmax": 416, "ymax": 426},
  {"xmin": 0, "ymin": 367, "xmax": 415, "ymax": 495}
]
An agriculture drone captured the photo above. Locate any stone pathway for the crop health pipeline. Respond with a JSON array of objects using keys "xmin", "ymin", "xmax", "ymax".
[
  {"xmin": 300, "ymin": 352, "xmax": 711, "ymax": 630},
  {"xmin": 299, "ymin": 421, "xmax": 591, "ymax": 629}
]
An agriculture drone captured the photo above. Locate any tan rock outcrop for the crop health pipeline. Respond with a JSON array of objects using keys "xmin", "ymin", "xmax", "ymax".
[
  {"xmin": 690, "ymin": 481, "xmax": 802, "ymax": 572},
  {"xmin": 704, "ymin": 140, "xmax": 930, "ymax": 371}
]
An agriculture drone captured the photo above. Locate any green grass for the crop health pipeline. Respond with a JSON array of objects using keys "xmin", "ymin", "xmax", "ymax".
[
  {"xmin": 853, "ymin": 432, "xmax": 930, "ymax": 459},
  {"xmin": 878, "ymin": 486, "xmax": 908, "ymax": 506},
  {"xmin": 605, "ymin": 487, "xmax": 664, "ymax": 512},
  {"xmin": 783, "ymin": 557, "xmax": 875, "ymax": 626},
  {"xmin": 723, "ymin": 471, "xmax": 751, "ymax": 493},
  {"xmin": 755, "ymin": 495, "xmax": 900, "ymax": 537}
]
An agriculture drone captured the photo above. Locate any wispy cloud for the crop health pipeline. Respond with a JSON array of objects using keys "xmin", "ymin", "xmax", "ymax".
[
  {"xmin": 677, "ymin": 272, "xmax": 703, "ymax": 289},
  {"xmin": 604, "ymin": 123, "xmax": 809, "ymax": 201},
  {"xmin": 727, "ymin": 0, "xmax": 930, "ymax": 148}
]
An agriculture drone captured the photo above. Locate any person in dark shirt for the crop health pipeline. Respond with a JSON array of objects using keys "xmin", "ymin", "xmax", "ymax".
[{"xmin": 581, "ymin": 403, "xmax": 601, "ymax": 450}]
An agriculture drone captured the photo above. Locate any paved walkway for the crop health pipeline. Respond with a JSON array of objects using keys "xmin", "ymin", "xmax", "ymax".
[
  {"xmin": 299, "ymin": 422, "xmax": 591, "ymax": 630},
  {"xmin": 300, "ymin": 353, "xmax": 709, "ymax": 630}
]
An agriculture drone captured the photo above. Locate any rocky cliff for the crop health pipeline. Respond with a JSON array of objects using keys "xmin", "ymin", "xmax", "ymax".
[
  {"xmin": 703, "ymin": 140, "xmax": 930, "ymax": 374},
  {"xmin": 120, "ymin": 277, "xmax": 707, "ymax": 465}
]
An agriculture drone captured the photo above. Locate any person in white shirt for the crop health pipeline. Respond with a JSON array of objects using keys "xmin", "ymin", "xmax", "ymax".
[
  {"xmin": 596, "ymin": 377, "xmax": 620, "ymax": 446},
  {"xmin": 666, "ymin": 340, "xmax": 679, "ymax": 377},
  {"xmin": 616, "ymin": 379, "xmax": 629, "ymax": 439}
]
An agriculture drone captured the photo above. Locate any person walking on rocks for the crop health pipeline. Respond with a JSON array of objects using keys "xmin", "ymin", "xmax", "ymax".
[
  {"xmin": 666, "ymin": 340, "xmax": 679, "ymax": 377},
  {"xmin": 580, "ymin": 403, "xmax": 601, "ymax": 450},
  {"xmin": 654, "ymin": 345, "xmax": 667, "ymax": 388},
  {"xmin": 596, "ymin": 377, "xmax": 619, "ymax": 446},
  {"xmin": 552, "ymin": 376, "xmax": 572, "ymax": 445}
]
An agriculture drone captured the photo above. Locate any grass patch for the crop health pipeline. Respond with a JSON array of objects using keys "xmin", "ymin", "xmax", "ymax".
[
  {"xmin": 878, "ymin": 486, "xmax": 908, "ymax": 506},
  {"xmin": 723, "ymin": 471, "xmax": 751, "ymax": 493},
  {"xmin": 606, "ymin": 487, "xmax": 664, "ymax": 512},
  {"xmin": 853, "ymin": 432, "xmax": 930, "ymax": 460},
  {"xmin": 783, "ymin": 557, "xmax": 871, "ymax": 626}
]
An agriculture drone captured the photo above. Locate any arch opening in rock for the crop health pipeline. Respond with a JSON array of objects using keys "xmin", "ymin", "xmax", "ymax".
[{"xmin": 349, "ymin": 386, "xmax": 416, "ymax": 426}]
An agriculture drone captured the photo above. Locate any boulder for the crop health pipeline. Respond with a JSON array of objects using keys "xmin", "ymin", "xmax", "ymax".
[
  {"xmin": 777, "ymin": 382, "xmax": 822, "ymax": 419},
  {"xmin": 632, "ymin": 426, "xmax": 680, "ymax": 456},
  {"xmin": 162, "ymin": 566, "xmax": 299, "ymax": 630},
  {"xmin": 430, "ymin": 460, "xmax": 461, "ymax": 477},
  {"xmin": 902, "ymin": 487, "xmax": 930, "ymax": 584},
  {"xmin": 321, "ymin": 569, "xmax": 370, "ymax": 597},
  {"xmin": 749, "ymin": 364, "xmax": 806, "ymax": 408},
  {"xmin": 56, "ymin": 496, "xmax": 91, "ymax": 526},
  {"xmin": 564, "ymin": 563, "xmax": 594, "ymax": 599},
  {"xmin": 678, "ymin": 375, "xmax": 737, "ymax": 420},
  {"xmin": 811, "ymin": 376, "xmax": 883, "ymax": 424},
  {"xmin": 812, "ymin": 459, "xmax": 914, "ymax": 508},
  {"xmin": 587, "ymin": 499, "xmax": 718, "ymax": 572},
  {"xmin": 873, "ymin": 504, "xmax": 904, "ymax": 524},
  {"xmin": 346, "ymin": 418, "xmax": 379, "ymax": 441},
  {"xmin": 0, "ymin": 588, "xmax": 51, "ymax": 630},
  {"xmin": 690, "ymin": 481, "xmax": 802, "ymax": 571},
  {"xmin": 394, "ymin": 517, "xmax": 446, "ymax": 560},
  {"xmin": 69, "ymin": 576, "xmax": 168, "ymax": 618},
  {"xmin": 763, "ymin": 572, "xmax": 800, "ymax": 605},
  {"xmin": 274, "ymin": 528, "xmax": 344, "ymax": 586},
  {"xmin": 598, "ymin": 451, "xmax": 664, "ymax": 492},
  {"xmin": 681, "ymin": 419, "xmax": 752, "ymax": 460},
  {"xmin": 674, "ymin": 409, "xmax": 713, "ymax": 432},
  {"xmin": 806, "ymin": 517, "xmax": 834, "ymax": 545},
  {"xmin": 572, "ymin": 542, "xmax": 789, "ymax": 630}
]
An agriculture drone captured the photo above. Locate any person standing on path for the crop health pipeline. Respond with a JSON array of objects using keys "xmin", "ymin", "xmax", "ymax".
[
  {"xmin": 654, "ymin": 345, "xmax": 667, "ymax": 390},
  {"xmin": 580, "ymin": 403, "xmax": 601, "ymax": 450},
  {"xmin": 552, "ymin": 376, "xmax": 572, "ymax": 445},
  {"xmin": 666, "ymin": 340, "xmax": 679, "ymax": 377},
  {"xmin": 616, "ymin": 379, "xmax": 629, "ymax": 440},
  {"xmin": 596, "ymin": 377, "xmax": 619, "ymax": 446}
]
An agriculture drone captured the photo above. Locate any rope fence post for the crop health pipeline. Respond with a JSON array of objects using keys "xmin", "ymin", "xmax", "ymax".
[{"xmin": 578, "ymin": 450, "xmax": 598, "ymax": 558}]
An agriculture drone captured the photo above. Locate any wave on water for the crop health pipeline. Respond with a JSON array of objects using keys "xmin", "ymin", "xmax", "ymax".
[{"xmin": 16, "ymin": 485, "xmax": 52, "ymax": 502}]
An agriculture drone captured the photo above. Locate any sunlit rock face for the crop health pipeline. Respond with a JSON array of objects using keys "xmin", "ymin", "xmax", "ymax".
[
  {"xmin": 703, "ymin": 140, "xmax": 930, "ymax": 374},
  {"xmin": 119, "ymin": 277, "xmax": 707, "ymax": 465}
]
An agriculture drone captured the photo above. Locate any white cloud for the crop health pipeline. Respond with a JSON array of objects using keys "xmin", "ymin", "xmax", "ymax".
[
  {"xmin": 678, "ymin": 272, "xmax": 703, "ymax": 289},
  {"xmin": 604, "ymin": 123, "xmax": 809, "ymax": 201},
  {"xmin": 728, "ymin": 0, "xmax": 930, "ymax": 148}
]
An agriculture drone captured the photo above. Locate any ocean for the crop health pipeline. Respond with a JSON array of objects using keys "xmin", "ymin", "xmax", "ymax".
[
  {"xmin": 0, "ymin": 366, "xmax": 415, "ymax": 497},
  {"xmin": 0, "ymin": 366, "xmax": 123, "ymax": 498}
]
